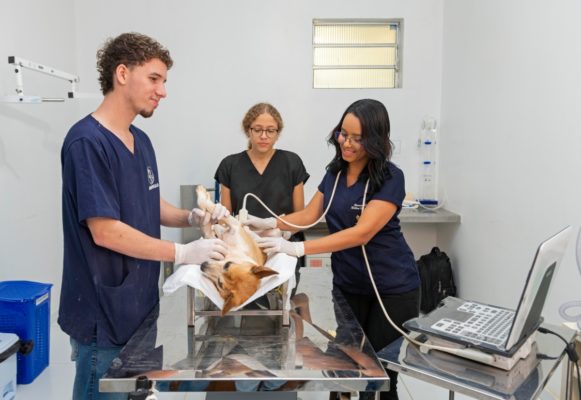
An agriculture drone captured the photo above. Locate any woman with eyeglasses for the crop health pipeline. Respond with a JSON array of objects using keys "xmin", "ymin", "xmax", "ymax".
[
  {"xmin": 243, "ymin": 99, "xmax": 419, "ymax": 400},
  {"xmin": 214, "ymin": 102, "xmax": 310, "ymax": 294}
]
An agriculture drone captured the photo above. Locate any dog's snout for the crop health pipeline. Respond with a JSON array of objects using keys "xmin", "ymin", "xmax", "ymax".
[{"xmin": 200, "ymin": 261, "xmax": 209, "ymax": 272}]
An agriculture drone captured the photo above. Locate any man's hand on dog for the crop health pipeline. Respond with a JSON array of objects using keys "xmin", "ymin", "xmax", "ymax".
[
  {"xmin": 188, "ymin": 204, "xmax": 230, "ymax": 226},
  {"xmin": 241, "ymin": 214, "xmax": 277, "ymax": 231},
  {"xmin": 174, "ymin": 238, "xmax": 228, "ymax": 265},
  {"xmin": 256, "ymin": 237, "xmax": 304, "ymax": 257}
]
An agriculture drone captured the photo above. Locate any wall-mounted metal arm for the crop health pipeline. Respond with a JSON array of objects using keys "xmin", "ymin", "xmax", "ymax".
[{"xmin": 2, "ymin": 56, "xmax": 80, "ymax": 104}]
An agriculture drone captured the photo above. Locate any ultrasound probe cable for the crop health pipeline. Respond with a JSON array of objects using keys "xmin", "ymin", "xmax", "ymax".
[{"xmin": 237, "ymin": 171, "xmax": 492, "ymax": 361}]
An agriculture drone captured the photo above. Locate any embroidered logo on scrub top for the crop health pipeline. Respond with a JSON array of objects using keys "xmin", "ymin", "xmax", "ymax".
[
  {"xmin": 147, "ymin": 166, "xmax": 159, "ymax": 190},
  {"xmin": 351, "ymin": 203, "xmax": 364, "ymax": 211}
]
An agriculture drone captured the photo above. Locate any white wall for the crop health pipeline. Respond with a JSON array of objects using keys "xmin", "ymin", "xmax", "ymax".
[
  {"xmin": 0, "ymin": 0, "xmax": 78, "ymax": 315},
  {"xmin": 12, "ymin": 0, "xmax": 581, "ymax": 332},
  {"xmin": 439, "ymin": 0, "xmax": 581, "ymax": 325},
  {"xmin": 0, "ymin": 0, "xmax": 444, "ymax": 319},
  {"xmin": 72, "ymin": 0, "xmax": 445, "ymax": 243}
]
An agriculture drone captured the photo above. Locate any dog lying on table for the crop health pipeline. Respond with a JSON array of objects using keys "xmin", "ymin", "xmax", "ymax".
[{"xmin": 195, "ymin": 185, "xmax": 279, "ymax": 315}]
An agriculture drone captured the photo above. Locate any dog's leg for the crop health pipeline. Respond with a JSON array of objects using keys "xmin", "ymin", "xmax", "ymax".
[
  {"xmin": 200, "ymin": 223, "xmax": 214, "ymax": 239},
  {"xmin": 196, "ymin": 185, "xmax": 238, "ymax": 227}
]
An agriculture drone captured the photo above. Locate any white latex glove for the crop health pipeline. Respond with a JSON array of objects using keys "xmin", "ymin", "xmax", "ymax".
[
  {"xmin": 174, "ymin": 238, "xmax": 228, "ymax": 265},
  {"xmin": 256, "ymin": 237, "xmax": 304, "ymax": 257},
  {"xmin": 255, "ymin": 228, "xmax": 292, "ymax": 240},
  {"xmin": 242, "ymin": 214, "xmax": 277, "ymax": 231},
  {"xmin": 188, "ymin": 204, "xmax": 230, "ymax": 227},
  {"xmin": 208, "ymin": 203, "xmax": 230, "ymax": 222},
  {"xmin": 188, "ymin": 208, "xmax": 210, "ymax": 227}
]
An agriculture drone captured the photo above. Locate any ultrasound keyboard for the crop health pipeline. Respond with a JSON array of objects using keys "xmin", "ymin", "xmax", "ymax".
[{"xmin": 431, "ymin": 302, "xmax": 515, "ymax": 346}]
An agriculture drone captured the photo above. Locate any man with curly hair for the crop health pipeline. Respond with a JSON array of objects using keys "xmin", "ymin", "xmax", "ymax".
[{"xmin": 59, "ymin": 32, "xmax": 228, "ymax": 399}]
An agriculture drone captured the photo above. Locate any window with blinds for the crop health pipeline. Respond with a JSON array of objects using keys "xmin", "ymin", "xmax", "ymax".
[{"xmin": 313, "ymin": 19, "xmax": 402, "ymax": 89}]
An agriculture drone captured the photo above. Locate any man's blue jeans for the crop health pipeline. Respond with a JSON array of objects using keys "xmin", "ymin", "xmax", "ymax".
[{"xmin": 70, "ymin": 337, "xmax": 127, "ymax": 400}]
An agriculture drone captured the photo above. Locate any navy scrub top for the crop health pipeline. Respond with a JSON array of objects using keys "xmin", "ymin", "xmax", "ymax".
[
  {"xmin": 59, "ymin": 115, "xmax": 161, "ymax": 347},
  {"xmin": 318, "ymin": 162, "xmax": 419, "ymax": 295}
]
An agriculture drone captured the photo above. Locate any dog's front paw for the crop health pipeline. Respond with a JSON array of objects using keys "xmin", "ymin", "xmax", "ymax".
[{"xmin": 195, "ymin": 185, "xmax": 214, "ymax": 211}]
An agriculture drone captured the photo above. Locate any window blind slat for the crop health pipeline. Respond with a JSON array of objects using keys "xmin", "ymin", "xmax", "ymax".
[{"xmin": 313, "ymin": 19, "xmax": 401, "ymax": 89}]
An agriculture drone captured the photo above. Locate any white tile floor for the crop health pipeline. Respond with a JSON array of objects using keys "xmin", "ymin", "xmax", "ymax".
[{"xmin": 13, "ymin": 269, "xmax": 566, "ymax": 400}]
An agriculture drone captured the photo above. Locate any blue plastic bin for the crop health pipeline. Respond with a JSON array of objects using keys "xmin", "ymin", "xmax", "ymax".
[{"xmin": 0, "ymin": 281, "xmax": 52, "ymax": 384}]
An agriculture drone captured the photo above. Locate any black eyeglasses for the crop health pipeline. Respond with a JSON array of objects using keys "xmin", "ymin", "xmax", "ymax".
[
  {"xmin": 249, "ymin": 127, "xmax": 279, "ymax": 138},
  {"xmin": 335, "ymin": 130, "xmax": 363, "ymax": 145}
]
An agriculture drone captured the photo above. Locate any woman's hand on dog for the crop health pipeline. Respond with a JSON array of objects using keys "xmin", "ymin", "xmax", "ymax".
[
  {"xmin": 256, "ymin": 237, "xmax": 305, "ymax": 257},
  {"xmin": 174, "ymin": 238, "xmax": 228, "ymax": 265},
  {"xmin": 242, "ymin": 214, "xmax": 277, "ymax": 231}
]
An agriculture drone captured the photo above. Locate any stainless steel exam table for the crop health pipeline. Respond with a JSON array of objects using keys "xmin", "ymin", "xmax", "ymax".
[{"xmin": 99, "ymin": 277, "xmax": 390, "ymax": 398}]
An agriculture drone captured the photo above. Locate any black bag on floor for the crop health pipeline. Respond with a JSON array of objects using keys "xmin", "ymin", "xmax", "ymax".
[{"xmin": 417, "ymin": 247, "xmax": 456, "ymax": 313}]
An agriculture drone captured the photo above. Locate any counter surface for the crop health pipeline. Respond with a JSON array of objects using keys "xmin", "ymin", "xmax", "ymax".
[{"xmin": 306, "ymin": 207, "xmax": 460, "ymax": 234}]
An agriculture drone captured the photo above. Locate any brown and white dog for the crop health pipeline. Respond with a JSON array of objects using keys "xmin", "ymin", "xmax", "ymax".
[{"xmin": 195, "ymin": 185, "xmax": 278, "ymax": 315}]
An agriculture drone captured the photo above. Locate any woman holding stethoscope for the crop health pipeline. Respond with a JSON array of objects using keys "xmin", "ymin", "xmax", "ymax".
[{"xmin": 244, "ymin": 99, "xmax": 420, "ymax": 400}]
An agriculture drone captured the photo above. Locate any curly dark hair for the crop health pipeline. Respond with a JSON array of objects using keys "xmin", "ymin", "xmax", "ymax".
[
  {"xmin": 96, "ymin": 32, "xmax": 173, "ymax": 95},
  {"xmin": 326, "ymin": 99, "xmax": 393, "ymax": 195}
]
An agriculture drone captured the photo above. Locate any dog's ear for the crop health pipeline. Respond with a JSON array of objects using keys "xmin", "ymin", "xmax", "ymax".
[
  {"xmin": 251, "ymin": 265, "xmax": 279, "ymax": 279},
  {"xmin": 222, "ymin": 293, "xmax": 236, "ymax": 316}
]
